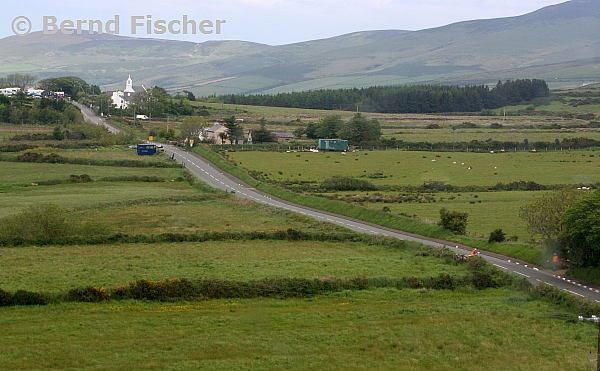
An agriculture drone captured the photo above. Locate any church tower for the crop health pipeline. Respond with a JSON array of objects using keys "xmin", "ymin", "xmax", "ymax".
[{"xmin": 124, "ymin": 75, "xmax": 134, "ymax": 93}]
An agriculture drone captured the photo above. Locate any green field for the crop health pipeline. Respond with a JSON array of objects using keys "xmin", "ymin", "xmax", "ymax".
[
  {"xmin": 222, "ymin": 149, "xmax": 599, "ymax": 240},
  {"xmin": 2, "ymin": 104, "xmax": 600, "ymax": 370},
  {"xmin": 0, "ymin": 240, "xmax": 463, "ymax": 292},
  {"xmin": 327, "ymin": 190, "xmax": 540, "ymax": 239},
  {"xmin": 1, "ymin": 289, "xmax": 597, "ymax": 371},
  {"xmin": 381, "ymin": 127, "xmax": 600, "ymax": 143},
  {"xmin": 227, "ymin": 150, "xmax": 599, "ymax": 187}
]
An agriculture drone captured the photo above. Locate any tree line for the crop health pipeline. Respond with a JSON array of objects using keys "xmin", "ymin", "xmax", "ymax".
[
  {"xmin": 220, "ymin": 79, "xmax": 550, "ymax": 113},
  {"xmin": 0, "ymin": 94, "xmax": 82, "ymax": 126}
]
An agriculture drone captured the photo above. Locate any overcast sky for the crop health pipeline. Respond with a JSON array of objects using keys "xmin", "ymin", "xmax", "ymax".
[{"xmin": 2, "ymin": 0, "xmax": 567, "ymax": 45}]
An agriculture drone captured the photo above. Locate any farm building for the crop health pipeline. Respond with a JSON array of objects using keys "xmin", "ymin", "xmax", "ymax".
[
  {"xmin": 271, "ymin": 131, "xmax": 295, "ymax": 143},
  {"xmin": 318, "ymin": 139, "xmax": 348, "ymax": 151}
]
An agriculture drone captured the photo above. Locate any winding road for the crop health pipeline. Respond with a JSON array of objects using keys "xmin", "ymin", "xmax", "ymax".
[{"xmin": 75, "ymin": 101, "xmax": 600, "ymax": 303}]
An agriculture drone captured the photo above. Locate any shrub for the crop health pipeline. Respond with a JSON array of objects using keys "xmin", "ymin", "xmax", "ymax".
[
  {"xmin": 17, "ymin": 152, "xmax": 43, "ymax": 162},
  {"xmin": 427, "ymin": 273, "xmax": 456, "ymax": 290},
  {"xmin": 67, "ymin": 286, "xmax": 110, "ymax": 302},
  {"xmin": 0, "ymin": 203, "xmax": 70, "ymax": 240},
  {"xmin": 12, "ymin": 290, "xmax": 47, "ymax": 306},
  {"xmin": 321, "ymin": 176, "xmax": 377, "ymax": 191},
  {"xmin": 439, "ymin": 208, "xmax": 468, "ymax": 235},
  {"xmin": 128, "ymin": 278, "xmax": 159, "ymax": 300},
  {"xmin": 0, "ymin": 288, "xmax": 12, "ymax": 306},
  {"xmin": 488, "ymin": 229, "xmax": 506, "ymax": 243},
  {"xmin": 113, "ymin": 285, "xmax": 128, "ymax": 297},
  {"xmin": 406, "ymin": 276, "xmax": 424, "ymax": 288}
]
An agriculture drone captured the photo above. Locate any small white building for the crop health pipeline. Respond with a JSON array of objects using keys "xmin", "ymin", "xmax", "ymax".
[{"xmin": 0, "ymin": 87, "xmax": 21, "ymax": 96}]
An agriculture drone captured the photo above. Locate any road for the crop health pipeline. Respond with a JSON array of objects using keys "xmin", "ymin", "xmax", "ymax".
[
  {"xmin": 72, "ymin": 102, "xmax": 600, "ymax": 303},
  {"xmin": 72, "ymin": 101, "xmax": 121, "ymax": 134}
]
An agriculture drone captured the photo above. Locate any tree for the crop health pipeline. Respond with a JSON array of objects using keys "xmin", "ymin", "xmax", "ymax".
[
  {"xmin": 252, "ymin": 120, "xmax": 276, "ymax": 143},
  {"xmin": 561, "ymin": 189, "xmax": 600, "ymax": 268},
  {"xmin": 218, "ymin": 132, "xmax": 227, "ymax": 145},
  {"xmin": 182, "ymin": 90, "xmax": 196, "ymax": 101},
  {"xmin": 0, "ymin": 73, "xmax": 37, "ymax": 89},
  {"xmin": 338, "ymin": 113, "xmax": 381, "ymax": 144},
  {"xmin": 315, "ymin": 115, "xmax": 343, "ymax": 139},
  {"xmin": 304, "ymin": 122, "xmax": 318, "ymax": 139},
  {"xmin": 292, "ymin": 127, "xmax": 305, "ymax": 139},
  {"xmin": 223, "ymin": 116, "xmax": 244, "ymax": 144},
  {"xmin": 439, "ymin": 208, "xmax": 468, "ymax": 235},
  {"xmin": 37, "ymin": 76, "xmax": 90, "ymax": 100},
  {"xmin": 179, "ymin": 116, "xmax": 207, "ymax": 140},
  {"xmin": 519, "ymin": 187, "xmax": 583, "ymax": 247}
]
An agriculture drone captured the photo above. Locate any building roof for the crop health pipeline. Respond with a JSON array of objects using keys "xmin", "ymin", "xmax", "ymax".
[
  {"xmin": 207, "ymin": 124, "xmax": 224, "ymax": 132},
  {"xmin": 271, "ymin": 131, "xmax": 294, "ymax": 139}
]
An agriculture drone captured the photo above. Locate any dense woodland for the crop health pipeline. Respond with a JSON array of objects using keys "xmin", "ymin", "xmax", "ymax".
[{"xmin": 221, "ymin": 79, "xmax": 550, "ymax": 113}]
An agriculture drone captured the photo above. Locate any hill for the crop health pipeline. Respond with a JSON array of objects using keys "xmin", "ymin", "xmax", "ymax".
[{"xmin": 1, "ymin": 1, "xmax": 600, "ymax": 94}]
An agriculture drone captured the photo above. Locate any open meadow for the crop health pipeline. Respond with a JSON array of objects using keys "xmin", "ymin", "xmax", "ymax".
[
  {"xmin": 2, "ymin": 92, "xmax": 600, "ymax": 370},
  {"xmin": 226, "ymin": 149, "xmax": 599, "ymax": 187},
  {"xmin": 1, "ymin": 289, "xmax": 597, "ymax": 371},
  {"xmin": 224, "ymin": 149, "xmax": 599, "ymax": 240}
]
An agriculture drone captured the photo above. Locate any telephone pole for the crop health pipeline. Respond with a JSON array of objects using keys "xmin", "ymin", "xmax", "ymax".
[{"xmin": 579, "ymin": 315, "xmax": 600, "ymax": 369}]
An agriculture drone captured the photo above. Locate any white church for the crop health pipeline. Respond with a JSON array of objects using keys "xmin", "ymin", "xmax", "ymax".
[{"xmin": 110, "ymin": 75, "xmax": 145, "ymax": 109}]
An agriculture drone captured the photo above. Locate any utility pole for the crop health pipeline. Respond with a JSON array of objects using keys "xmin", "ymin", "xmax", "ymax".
[{"xmin": 579, "ymin": 315, "xmax": 600, "ymax": 369}]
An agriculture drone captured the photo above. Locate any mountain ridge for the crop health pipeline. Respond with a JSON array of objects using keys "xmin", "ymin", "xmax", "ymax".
[{"xmin": 1, "ymin": 1, "xmax": 599, "ymax": 93}]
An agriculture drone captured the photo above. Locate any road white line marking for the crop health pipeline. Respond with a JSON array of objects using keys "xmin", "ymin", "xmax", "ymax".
[
  {"xmin": 493, "ymin": 264, "xmax": 508, "ymax": 270},
  {"xmin": 514, "ymin": 272, "xmax": 530, "ymax": 278},
  {"xmin": 565, "ymin": 290, "xmax": 585, "ymax": 298}
]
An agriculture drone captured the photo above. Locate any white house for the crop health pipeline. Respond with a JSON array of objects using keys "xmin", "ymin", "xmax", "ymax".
[
  {"xmin": 200, "ymin": 123, "xmax": 228, "ymax": 143},
  {"xmin": 0, "ymin": 87, "xmax": 21, "ymax": 96},
  {"xmin": 110, "ymin": 75, "xmax": 145, "ymax": 109}
]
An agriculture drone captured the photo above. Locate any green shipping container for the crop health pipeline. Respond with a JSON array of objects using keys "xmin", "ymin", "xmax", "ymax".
[{"xmin": 318, "ymin": 139, "xmax": 348, "ymax": 151}]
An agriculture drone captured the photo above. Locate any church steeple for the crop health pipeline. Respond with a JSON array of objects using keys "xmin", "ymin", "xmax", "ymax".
[{"xmin": 124, "ymin": 75, "xmax": 134, "ymax": 93}]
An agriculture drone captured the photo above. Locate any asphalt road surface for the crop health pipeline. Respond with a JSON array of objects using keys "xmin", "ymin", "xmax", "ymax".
[{"xmin": 71, "ymin": 102, "xmax": 600, "ymax": 303}]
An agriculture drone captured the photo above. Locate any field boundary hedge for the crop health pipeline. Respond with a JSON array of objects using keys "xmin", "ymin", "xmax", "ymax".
[
  {"xmin": 0, "ymin": 257, "xmax": 519, "ymax": 307},
  {"xmin": 0, "ymin": 229, "xmax": 411, "ymax": 248}
]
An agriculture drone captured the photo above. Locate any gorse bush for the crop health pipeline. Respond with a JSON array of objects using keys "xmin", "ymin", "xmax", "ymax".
[
  {"xmin": 321, "ymin": 176, "xmax": 377, "ymax": 192},
  {"xmin": 67, "ymin": 286, "xmax": 110, "ymax": 302}
]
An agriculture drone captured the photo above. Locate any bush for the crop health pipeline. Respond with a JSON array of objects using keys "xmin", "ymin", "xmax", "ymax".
[
  {"xmin": 439, "ymin": 208, "xmax": 468, "ymax": 235},
  {"xmin": 0, "ymin": 203, "xmax": 70, "ymax": 240},
  {"xmin": 0, "ymin": 288, "xmax": 13, "ymax": 306},
  {"xmin": 321, "ymin": 176, "xmax": 377, "ymax": 191},
  {"xmin": 488, "ymin": 229, "xmax": 506, "ymax": 243},
  {"xmin": 67, "ymin": 286, "xmax": 110, "ymax": 302},
  {"xmin": 12, "ymin": 290, "xmax": 47, "ymax": 306}
]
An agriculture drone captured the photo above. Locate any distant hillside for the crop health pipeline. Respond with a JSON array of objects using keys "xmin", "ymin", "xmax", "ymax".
[{"xmin": 1, "ymin": 1, "xmax": 600, "ymax": 94}]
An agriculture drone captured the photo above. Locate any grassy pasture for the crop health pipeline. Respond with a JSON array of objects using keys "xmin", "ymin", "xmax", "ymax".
[
  {"xmin": 227, "ymin": 149, "xmax": 600, "ymax": 187},
  {"xmin": 0, "ymin": 240, "xmax": 463, "ymax": 292},
  {"xmin": 0, "ymin": 180, "xmax": 198, "ymax": 218},
  {"xmin": 381, "ymin": 127, "xmax": 600, "ymax": 143},
  {"xmin": 0, "ymin": 161, "xmax": 182, "ymax": 186},
  {"xmin": 0, "ymin": 141, "xmax": 598, "ymax": 370},
  {"xmin": 0, "ymin": 289, "xmax": 596, "ymax": 371},
  {"xmin": 328, "ymin": 190, "xmax": 541, "ymax": 239},
  {"xmin": 82, "ymin": 198, "xmax": 348, "ymax": 235},
  {"xmin": 30, "ymin": 145, "xmax": 173, "ymax": 162}
]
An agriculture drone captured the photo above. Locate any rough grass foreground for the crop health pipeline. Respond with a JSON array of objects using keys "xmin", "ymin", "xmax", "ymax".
[{"xmin": 1, "ymin": 288, "xmax": 598, "ymax": 371}]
